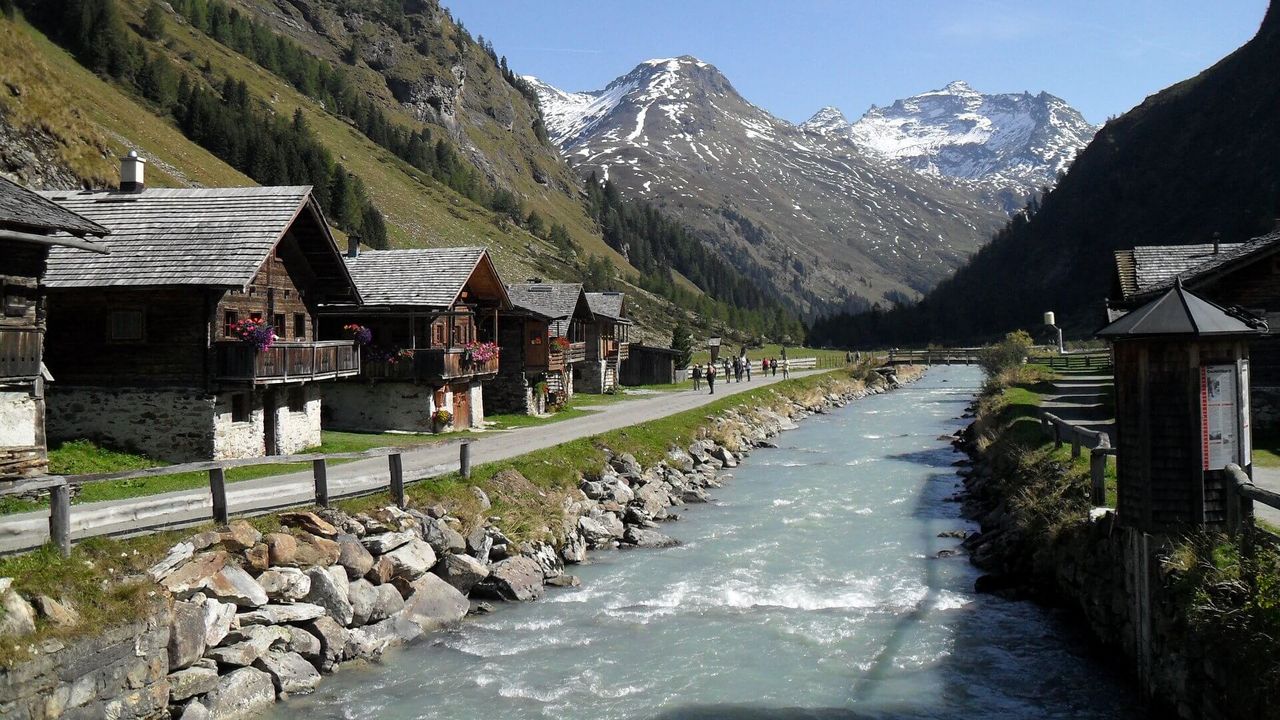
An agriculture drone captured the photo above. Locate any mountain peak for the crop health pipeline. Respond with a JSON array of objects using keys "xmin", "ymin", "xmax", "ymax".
[
  {"xmin": 943, "ymin": 80, "xmax": 975, "ymax": 93},
  {"xmin": 800, "ymin": 106, "xmax": 851, "ymax": 135}
]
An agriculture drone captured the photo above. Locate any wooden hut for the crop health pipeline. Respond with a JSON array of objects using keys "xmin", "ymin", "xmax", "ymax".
[
  {"xmin": 580, "ymin": 292, "xmax": 631, "ymax": 393},
  {"xmin": 38, "ymin": 161, "xmax": 362, "ymax": 461},
  {"xmin": 1099, "ymin": 281, "xmax": 1265, "ymax": 531},
  {"xmin": 620, "ymin": 344, "xmax": 680, "ymax": 386},
  {"xmin": 317, "ymin": 247, "xmax": 511, "ymax": 432},
  {"xmin": 0, "ymin": 177, "xmax": 107, "ymax": 479},
  {"xmin": 495, "ymin": 282, "xmax": 594, "ymax": 414}
]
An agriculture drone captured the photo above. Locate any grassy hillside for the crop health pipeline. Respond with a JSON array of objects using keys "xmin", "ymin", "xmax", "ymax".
[{"xmin": 810, "ymin": 2, "xmax": 1280, "ymax": 347}]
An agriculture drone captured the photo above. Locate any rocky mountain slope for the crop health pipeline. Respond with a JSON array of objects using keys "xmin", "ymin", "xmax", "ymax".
[
  {"xmin": 803, "ymin": 81, "xmax": 1096, "ymax": 209},
  {"xmin": 809, "ymin": 2, "xmax": 1280, "ymax": 346},
  {"xmin": 527, "ymin": 58, "xmax": 1009, "ymax": 315}
]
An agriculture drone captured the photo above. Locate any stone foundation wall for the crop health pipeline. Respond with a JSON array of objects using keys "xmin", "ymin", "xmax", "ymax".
[
  {"xmin": 576, "ymin": 360, "xmax": 607, "ymax": 394},
  {"xmin": 467, "ymin": 382, "xmax": 486, "ymax": 427},
  {"xmin": 0, "ymin": 389, "xmax": 38, "ymax": 447},
  {"xmin": 47, "ymin": 386, "xmax": 216, "ymax": 462},
  {"xmin": 275, "ymin": 386, "xmax": 321, "ymax": 455},
  {"xmin": 486, "ymin": 370, "xmax": 543, "ymax": 416},
  {"xmin": 323, "ymin": 382, "xmax": 435, "ymax": 433},
  {"xmin": 0, "ymin": 598, "xmax": 172, "ymax": 720}
]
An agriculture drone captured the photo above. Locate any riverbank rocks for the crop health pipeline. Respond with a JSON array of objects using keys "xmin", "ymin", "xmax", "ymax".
[
  {"xmin": 624, "ymin": 526, "xmax": 679, "ymax": 548},
  {"xmin": 257, "ymin": 567, "xmax": 311, "ymax": 602},
  {"xmin": 398, "ymin": 574, "xmax": 469, "ymax": 631},
  {"xmin": 0, "ymin": 590, "xmax": 37, "ymax": 639},
  {"xmin": 253, "ymin": 650, "xmax": 321, "ymax": 694},
  {"xmin": 434, "ymin": 553, "xmax": 490, "ymax": 594},
  {"xmin": 336, "ymin": 534, "xmax": 375, "ymax": 578},
  {"xmin": 280, "ymin": 511, "xmax": 338, "ymax": 538},
  {"xmin": 476, "ymin": 556, "xmax": 545, "ymax": 602},
  {"xmin": 303, "ymin": 567, "xmax": 353, "ymax": 626},
  {"xmin": 202, "ymin": 667, "xmax": 276, "ymax": 719}
]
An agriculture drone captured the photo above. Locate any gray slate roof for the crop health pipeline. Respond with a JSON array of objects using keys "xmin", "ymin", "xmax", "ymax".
[
  {"xmin": 1114, "ymin": 243, "xmax": 1244, "ymax": 302},
  {"xmin": 0, "ymin": 176, "xmax": 108, "ymax": 236},
  {"xmin": 507, "ymin": 283, "xmax": 586, "ymax": 320},
  {"xmin": 344, "ymin": 247, "xmax": 498, "ymax": 308},
  {"xmin": 586, "ymin": 291, "xmax": 627, "ymax": 322},
  {"xmin": 37, "ymin": 186, "xmax": 316, "ymax": 288},
  {"xmin": 1098, "ymin": 281, "xmax": 1264, "ymax": 338}
]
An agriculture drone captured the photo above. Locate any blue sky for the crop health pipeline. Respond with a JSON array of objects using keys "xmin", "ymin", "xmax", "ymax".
[{"xmin": 443, "ymin": 0, "xmax": 1268, "ymax": 125}]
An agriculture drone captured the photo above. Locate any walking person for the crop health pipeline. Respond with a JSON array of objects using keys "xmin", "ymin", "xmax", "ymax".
[
  {"xmin": 782, "ymin": 357, "xmax": 790, "ymax": 380},
  {"xmin": 706, "ymin": 362, "xmax": 716, "ymax": 394},
  {"xmin": 692, "ymin": 363, "xmax": 702, "ymax": 391},
  {"xmin": 723, "ymin": 358, "xmax": 731, "ymax": 383},
  {"xmin": 744, "ymin": 354, "xmax": 752, "ymax": 381},
  {"xmin": 771, "ymin": 358, "xmax": 778, "ymax": 377}
]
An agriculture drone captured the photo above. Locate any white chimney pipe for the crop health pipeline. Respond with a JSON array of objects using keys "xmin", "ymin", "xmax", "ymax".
[
  {"xmin": 120, "ymin": 150, "xmax": 146, "ymax": 192},
  {"xmin": 1043, "ymin": 311, "xmax": 1056, "ymax": 326}
]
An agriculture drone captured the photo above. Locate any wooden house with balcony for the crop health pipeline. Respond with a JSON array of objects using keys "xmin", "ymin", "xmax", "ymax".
[
  {"xmin": 580, "ymin": 292, "xmax": 632, "ymax": 393},
  {"xmin": 37, "ymin": 158, "xmax": 362, "ymax": 462},
  {"xmin": 317, "ymin": 247, "xmax": 511, "ymax": 432},
  {"xmin": 0, "ymin": 177, "xmax": 107, "ymax": 480},
  {"xmin": 494, "ymin": 282, "xmax": 594, "ymax": 414}
]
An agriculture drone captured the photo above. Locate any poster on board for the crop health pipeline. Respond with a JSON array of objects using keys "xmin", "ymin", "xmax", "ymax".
[
  {"xmin": 1201, "ymin": 364, "xmax": 1240, "ymax": 470},
  {"xmin": 1240, "ymin": 359, "xmax": 1252, "ymax": 467}
]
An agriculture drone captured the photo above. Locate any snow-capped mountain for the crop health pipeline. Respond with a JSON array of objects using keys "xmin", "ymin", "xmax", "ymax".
[
  {"xmin": 804, "ymin": 81, "xmax": 1096, "ymax": 199},
  {"xmin": 525, "ymin": 58, "xmax": 1008, "ymax": 314}
]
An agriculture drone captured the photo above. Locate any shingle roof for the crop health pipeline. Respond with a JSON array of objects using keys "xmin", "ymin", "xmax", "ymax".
[
  {"xmin": 507, "ymin": 283, "xmax": 586, "ymax": 320},
  {"xmin": 585, "ymin": 291, "xmax": 627, "ymax": 321},
  {"xmin": 0, "ymin": 176, "xmax": 108, "ymax": 237},
  {"xmin": 344, "ymin": 247, "xmax": 504, "ymax": 308},
  {"xmin": 1098, "ymin": 281, "xmax": 1264, "ymax": 338},
  {"xmin": 1128, "ymin": 231, "xmax": 1280, "ymax": 303},
  {"xmin": 1114, "ymin": 243, "xmax": 1244, "ymax": 302},
  {"xmin": 37, "ymin": 186, "xmax": 317, "ymax": 288}
]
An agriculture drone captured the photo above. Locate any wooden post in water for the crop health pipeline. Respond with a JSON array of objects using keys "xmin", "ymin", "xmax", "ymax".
[
  {"xmin": 209, "ymin": 468, "xmax": 228, "ymax": 525},
  {"xmin": 312, "ymin": 458, "xmax": 329, "ymax": 507},
  {"xmin": 388, "ymin": 453, "xmax": 405, "ymax": 508},
  {"xmin": 49, "ymin": 483, "xmax": 71, "ymax": 558},
  {"xmin": 460, "ymin": 441, "xmax": 472, "ymax": 480}
]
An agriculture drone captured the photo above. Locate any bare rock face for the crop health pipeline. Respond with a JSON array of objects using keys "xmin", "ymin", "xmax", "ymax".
[
  {"xmin": 197, "ymin": 595, "xmax": 237, "ymax": 647},
  {"xmin": 201, "ymin": 667, "xmax": 276, "ymax": 719},
  {"xmin": 396, "ymin": 573, "xmax": 469, "ymax": 632},
  {"xmin": 474, "ymin": 556, "xmax": 545, "ymax": 602}
]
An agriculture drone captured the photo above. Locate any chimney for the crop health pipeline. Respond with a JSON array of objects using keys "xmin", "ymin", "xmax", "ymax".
[
  {"xmin": 1213, "ymin": 231, "xmax": 1221, "ymax": 254},
  {"xmin": 120, "ymin": 150, "xmax": 146, "ymax": 192},
  {"xmin": 346, "ymin": 234, "xmax": 360, "ymax": 259}
]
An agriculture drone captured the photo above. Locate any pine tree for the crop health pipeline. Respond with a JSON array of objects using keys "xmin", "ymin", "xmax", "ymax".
[
  {"xmin": 143, "ymin": 1, "xmax": 166, "ymax": 39},
  {"xmin": 671, "ymin": 320, "xmax": 693, "ymax": 368}
]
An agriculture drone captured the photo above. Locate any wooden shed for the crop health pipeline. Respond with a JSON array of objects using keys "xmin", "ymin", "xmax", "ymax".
[
  {"xmin": 620, "ymin": 344, "xmax": 680, "ymax": 386},
  {"xmin": 1099, "ymin": 281, "xmax": 1265, "ymax": 531}
]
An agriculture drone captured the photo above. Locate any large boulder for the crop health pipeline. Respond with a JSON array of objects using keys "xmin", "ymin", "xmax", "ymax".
[
  {"xmin": 560, "ymin": 530, "xmax": 587, "ymax": 564},
  {"xmin": 474, "ymin": 557, "xmax": 545, "ymax": 602},
  {"xmin": 168, "ymin": 601, "xmax": 207, "ymax": 671},
  {"xmin": 147, "ymin": 542, "xmax": 195, "ymax": 582},
  {"xmin": 335, "ymin": 534, "xmax": 375, "ymax": 579},
  {"xmin": 666, "ymin": 448, "xmax": 696, "ymax": 473},
  {"xmin": 710, "ymin": 446, "xmax": 738, "ymax": 468},
  {"xmin": 283, "ymin": 626, "xmax": 321, "ymax": 663},
  {"xmin": 32, "ymin": 595, "xmax": 80, "ymax": 627},
  {"xmin": 262, "ymin": 533, "xmax": 298, "ymax": 567},
  {"xmin": 347, "ymin": 579, "xmax": 379, "ymax": 627},
  {"xmin": 168, "ymin": 666, "xmax": 219, "ymax": 703},
  {"xmin": 203, "ymin": 565, "xmax": 269, "ymax": 608},
  {"xmin": 195, "ymin": 595, "xmax": 237, "ymax": 648},
  {"xmin": 362, "ymin": 531, "xmax": 415, "ymax": 555},
  {"xmin": 524, "ymin": 542, "xmax": 564, "ymax": 580},
  {"xmin": 205, "ymin": 625, "xmax": 289, "ymax": 667},
  {"xmin": 624, "ymin": 526, "xmax": 679, "ymax": 548},
  {"xmin": 256, "ymin": 568, "xmax": 311, "ymax": 602},
  {"xmin": 219, "ymin": 521, "xmax": 262, "ymax": 551},
  {"xmin": 299, "ymin": 616, "xmax": 348, "ymax": 670},
  {"xmin": 610, "ymin": 453, "xmax": 642, "ymax": 476},
  {"xmin": 292, "ymin": 533, "xmax": 340, "ymax": 568},
  {"xmin": 421, "ymin": 518, "xmax": 466, "ymax": 556},
  {"xmin": 633, "ymin": 484, "xmax": 672, "ymax": 518},
  {"xmin": 201, "ymin": 667, "xmax": 276, "ymax": 719},
  {"xmin": 432, "ymin": 553, "xmax": 489, "ymax": 594},
  {"xmin": 303, "ymin": 567, "xmax": 353, "ymax": 626},
  {"xmin": 161, "ymin": 552, "xmax": 229, "ymax": 596},
  {"xmin": 364, "ymin": 556, "xmax": 396, "ymax": 585},
  {"xmin": 383, "ymin": 539, "xmax": 437, "ymax": 581},
  {"xmin": 253, "ymin": 650, "xmax": 321, "ymax": 694},
  {"xmin": 396, "ymin": 574, "xmax": 468, "ymax": 632},
  {"xmin": 237, "ymin": 603, "xmax": 327, "ymax": 626},
  {"xmin": 279, "ymin": 511, "xmax": 338, "ymax": 538}
]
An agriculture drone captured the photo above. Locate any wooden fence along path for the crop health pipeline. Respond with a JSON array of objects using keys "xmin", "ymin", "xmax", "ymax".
[
  {"xmin": 1033, "ymin": 350, "xmax": 1114, "ymax": 373},
  {"xmin": 1223, "ymin": 464, "xmax": 1280, "ymax": 537},
  {"xmin": 0, "ymin": 442, "xmax": 476, "ymax": 557},
  {"xmin": 1041, "ymin": 411, "xmax": 1115, "ymax": 506},
  {"xmin": 887, "ymin": 348, "xmax": 982, "ymax": 366}
]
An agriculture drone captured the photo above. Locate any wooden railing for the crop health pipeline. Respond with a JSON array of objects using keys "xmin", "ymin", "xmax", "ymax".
[
  {"xmin": 1032, "ymin": 350, "xmax": 1113, "ymax": 373},
  {"xmin": 0, "ymin": 442, "xmax": 478, "ymax": 557},
  {"xmin": 1223, "ymin": 464, "xmax": 1280, "ymax": 538},
  {"xmin": 1041, "ymin": 411, "xmax": 1115, "ymax": 506},
  {"xmin": 0, "ymin": 327, "xmax": 41, "ymax": 379},
  {"xmin": 363, "ymin": 347, "xmax": 500, "ymax": 382},
  {"xmin": 887, "ymin": 348, "xmax": 982, "ymax": 365},
  {"xmin": 216, "ymin": 341, "xmax": 360, "ymax": 384},
  {"xmin": 567, "ymin": 341, "xmax": 587, "ymax": 364}
]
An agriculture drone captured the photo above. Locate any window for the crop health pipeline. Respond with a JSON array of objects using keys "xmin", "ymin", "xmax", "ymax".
[
  {"xmin": 250, "ymin": 312, "xmax": 263, "ymax": 321},
  {"xmin": 2, "ymin": 281, "xmax": 31, "ymax": 318},
  {"xmin": 432, "ymin": 322, "xmax": 445, "ymax": 347},
  {"xmin": 107, "ymin": 310, "xmax": 144, "ymax": 342},
  {"xmin": 293, "ymin": 313, "xmax": 306, "ymax": 339},
  {"xmin": 230, "ymin": 393, "xmax": 251, "ymax": 423},
  {"xmin": 223, "ymin": 311, "xmax": 238, "ymax": 337},
  {"xmin": 273, "ymin": 314, "xmax": 286, "ymax": 337},
  {"xmin": 287, "ymin": 387, "xmax": 306, "ymax": 412}
]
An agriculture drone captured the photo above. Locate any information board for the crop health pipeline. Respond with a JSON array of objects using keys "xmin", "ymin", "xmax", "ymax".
[{"xmin": 1200, "ymin": 364, "xmax": 1242, "ymax": 470}]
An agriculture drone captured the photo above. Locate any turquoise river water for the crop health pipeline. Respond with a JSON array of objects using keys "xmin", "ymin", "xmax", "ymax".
[{"xmin": 267, "ymin": 366, "xmax": 1145, "ymax": 719}]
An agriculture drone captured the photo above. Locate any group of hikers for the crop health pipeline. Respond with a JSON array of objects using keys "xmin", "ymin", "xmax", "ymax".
[{"xmin": 690, "ymin": 354, "xmax": 789, "ymax": 394}]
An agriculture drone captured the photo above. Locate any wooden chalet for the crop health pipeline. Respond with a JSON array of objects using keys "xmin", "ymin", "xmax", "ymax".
[
  {"xmin": 37, "ymin": 158, "xmax": 363, "ymax": 461},
  {"xmin": 0, "ymin": 177, "xmax": 108, "ymax": 479},
  {"xmin": 1109, "ymin": 242, "xmax": 1244, "ymax": 320},
  {"xmin": 580, "ymin": 292, "xmax": 632, "ymax": 393},
  {"xmin": 1109, "ymin": 229, "xmax": 1280, "ymax": 431},
  {"xmin": 318, "ymin": 247, "xmax": 511, "ymax": 432},
  {"xmin": 495, "ymin": 282, "xmax": 594, "ymax": 414}
]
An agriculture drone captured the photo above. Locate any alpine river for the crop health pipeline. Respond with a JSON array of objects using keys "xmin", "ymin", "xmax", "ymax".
[{"xmin": 266, "ymin": 366, "xmax": 1145, "ymax": 719}]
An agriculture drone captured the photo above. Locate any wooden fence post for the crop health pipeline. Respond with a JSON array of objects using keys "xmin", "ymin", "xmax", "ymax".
[
  {"xmin": 1225, "ymin": 478, "xmax": 1241, "ymax": 537},
  {"xmin": 1071, "ymin": 432, "xmax": 1082, "ymax": 459},
  {"xmin": 460, "ymin": 441, "xmax": 472, "ymax": 480},
  {"xmin": 1089, "ymin": 450, "xmax": 1107, "ymax": 506},
  {"xmin": 49, "ymin": 483, "xmax": 71, "ymax": 558},
  {"xmin": 388, "ymin": 453, "xmax": 405, "ymax": 508},
  {"xmin": 312, "ymin": 458, "xmax": 329, "ymax": 507},
  {"xmin": 1052, "ymin": 421, "xmax": 1063, "ymax": 450},
  {"xmin": 209, "ymin": 468, "xmax": 228, "ymax": 525}
]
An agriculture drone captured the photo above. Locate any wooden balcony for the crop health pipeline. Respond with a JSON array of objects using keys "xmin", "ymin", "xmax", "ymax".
[
  {"xmin": 568, "ymin": 341, "xmax": 587, "ymax": 364},
  {"xmin": 0, "ymin": 328, "xmax": 41, "ymax": 380},
  {"xmin": 216, "ymin": 341, "xmax": 360, "ymax": 385},
  {"xmin": 363, "ymin": 348, "xmax": 500, "ymax": 383},
  {"xmin": 616, "ymin": 342, "xmax": 630, "ymax": 362}
]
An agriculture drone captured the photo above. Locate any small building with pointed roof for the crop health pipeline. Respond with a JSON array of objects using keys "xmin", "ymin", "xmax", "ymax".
[
  {"xmin": 317, "ymin": 246, "xmax": 511, "ymax": 432},
  {"xmin": 0, "ymin": 176, "xmax": 107, "ymax": 479},
  {"xmin": 494, "ymin": 282, "xmax": 595, "ymax": 414},
  {"xmin": 36, "ymin": 156, "xmax": 363, "ymax": 462},
  {"xmin": 580, "ymin": 291, "xmax": 632, "ymax": 393}
]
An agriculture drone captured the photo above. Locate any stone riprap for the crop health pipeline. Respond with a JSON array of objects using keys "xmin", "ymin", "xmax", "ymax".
[{"xmin": 0, "ymin": 369, "xmax": 911, "ymax": 719}]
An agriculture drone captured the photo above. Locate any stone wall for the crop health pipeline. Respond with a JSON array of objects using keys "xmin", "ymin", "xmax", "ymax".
[
  {"xmin": 0, "ymin": 389, "xmax": 37, "ymax": 447},
  {"xmin": 576, "ymin": 360, "xmax": 607, "ymax": 394},
  {"xmin": 48, "ymin": 386, "xmax": 217, "ymax": 462},
  {"xmin": 0, "ymin": 597, "xmax": 172, "ymax": 720},
  {"xmin": 274, "ymin": 385, "xmax": 321, "ymax": 455},
  {"xmin": 212, "ymin": 390, "xmax": 265, "ymax": 460},
  {"xmin": 323, "ymin": 382, "xmax": 435, "ymax": 433},
  {"xmin": 467, "ymin": 382, "xmax": 486, "ymax": 427}
]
